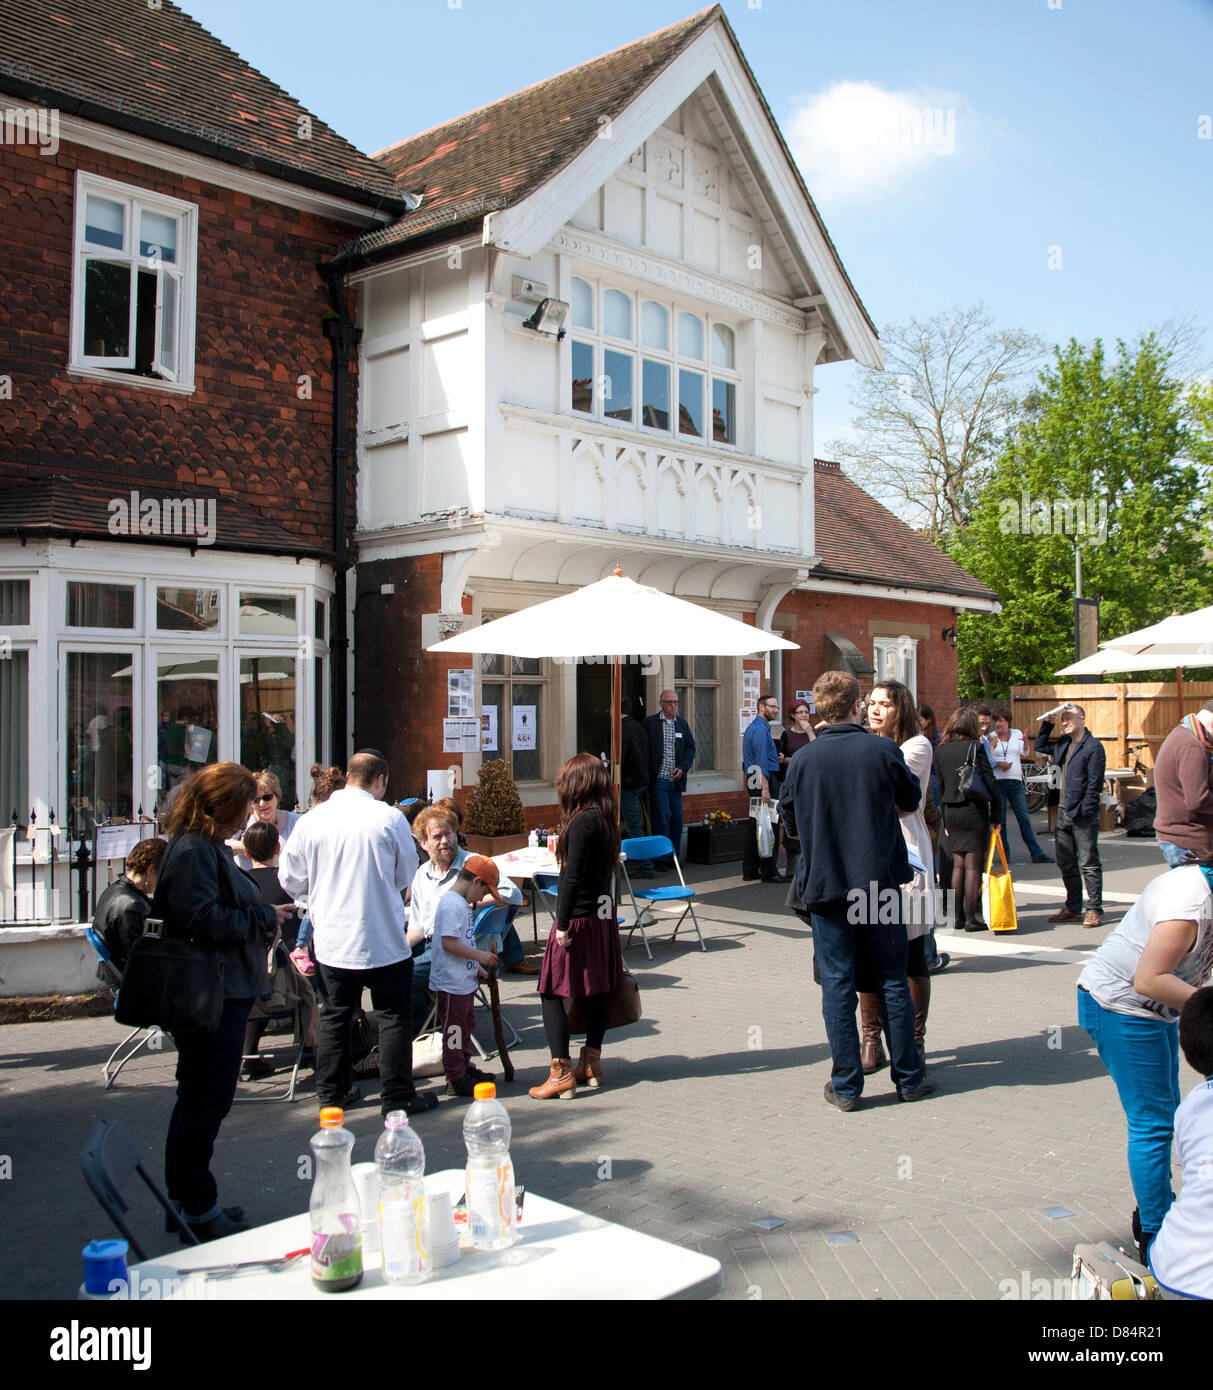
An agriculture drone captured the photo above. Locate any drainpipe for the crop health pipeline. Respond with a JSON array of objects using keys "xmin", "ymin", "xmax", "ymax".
[{"xmin": 321, "ymin": 273, "xmax": 361, "ymax": 766}]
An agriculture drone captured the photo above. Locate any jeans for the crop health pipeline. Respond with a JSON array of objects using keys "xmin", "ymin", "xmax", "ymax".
[
  {"xmin": 810, "ymin": 904, "xmax": 923, "ymax": 1101},
  {"xmin": 1158, "ymin": 840, "xmax": 1199, "ymax": 869},
  {"xmin": 1055, "ymin": 811, "xmax": 1102, "ymax": 913},
  {"xmin": 409, "ymin": 951, "xmax": 432, "ymax": 1035},
  {"xmin": 649, "ymin": 777, "xmax": 684, "ymax": 866},
  {"xmin": 1078, "ymin": 988, "xmax": 1179, "ymax": 1233},
  {"xmin": 165, "ymin": 995, "xmax": 254, "ymax": 1218},
  {"xmin": 316, "ymin": 956, "xmax": 417, "ymax": 1113},
  {"xmin": 996, "ymin": 779, "xmax": 1046, "ymax": 860},
  {"xmin": 620, "ymin": 787, "xmax": 644, "ymax": 838},
  {"xmin": 434, "ymin": 990, "xmax": 476, "ymax": 1082}
]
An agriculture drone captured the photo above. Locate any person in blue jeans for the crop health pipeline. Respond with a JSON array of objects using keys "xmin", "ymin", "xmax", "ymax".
[
  {"xmin": 989, "ymin": 709, "xmax": 1051, "ymax": 864},
  {"xmin": 1077, "ymin": 860, "xmax": 1213, "ymax": 1264},
  {"xmin": 644, "ymin": 690, "xmax": 695, "ymax": 870},
  {"xmin": 780, "ymin": 670, "xmax": 932, "ymax": 1110}
]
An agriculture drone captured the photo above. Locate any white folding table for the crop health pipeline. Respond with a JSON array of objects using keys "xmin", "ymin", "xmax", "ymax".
[{"xmin": 130, "ymin": 1170, "xmax": 721, "ymax": 1301}]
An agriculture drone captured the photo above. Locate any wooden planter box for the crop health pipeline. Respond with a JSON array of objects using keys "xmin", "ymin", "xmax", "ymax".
[
  {"xmin": 685, "ymin": 818, "xmax": 752, "ymax": 865},
  {"xmin": 463, "ymin": 832, "xmax": 529, "ymax": 857}
]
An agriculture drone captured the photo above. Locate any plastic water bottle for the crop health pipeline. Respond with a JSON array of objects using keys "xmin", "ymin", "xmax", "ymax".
[
  {"xmin": 375, "ymin": 1111, "xmax": 432, "ymax": 1285},
  {"xmin": 528, "ymin": 828, "xmax": 538, "ymax": 850},
  {"xmin": 463, "ymin": 1082, "xmax": 517, "ymax": 1250},
  {"xmin": 309, "ymin": 1107, "xmax": 363, "ymax": 1292}
]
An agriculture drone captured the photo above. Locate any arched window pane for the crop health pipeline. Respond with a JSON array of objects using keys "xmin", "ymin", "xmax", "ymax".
[
  {"xmin": 570, "ymin": 277, "xmax": 593, "ymax": 329},
  {"xmin": 641, "ymin": 301, "xmax": 668, "ymax": 350},
  {"xmin": 678, "ymin": 312, "xmax": 703, "ymax": 360},
  {"xmin": 604, "ymin": 289, "xmax": 632, "ymax": 340},
  {"xmin": 711, "ymin": 323, "xmax": 735, "ymax": 369}
]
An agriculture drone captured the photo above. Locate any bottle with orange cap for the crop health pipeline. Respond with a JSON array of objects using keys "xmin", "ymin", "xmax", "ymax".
[
  {"xmin": 309, "ymin": 1107, "xmax": 363, "ymax": 1292},
  {"xmin": 462, "ymin": 1082, "xmax": 517, "ymax": 1251}
]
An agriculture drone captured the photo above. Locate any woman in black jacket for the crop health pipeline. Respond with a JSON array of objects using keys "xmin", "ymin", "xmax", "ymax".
[
  {"xmin": 154, "ymin": 762, "xmax": 294, "ymax": 1241},
  {"xmin": 530, "ymin": 753, "xmax": 623, "ymax": 1100},
  {"xmin": 935, "ymin": 708, "xmax": 1001, "ymax": 931}
]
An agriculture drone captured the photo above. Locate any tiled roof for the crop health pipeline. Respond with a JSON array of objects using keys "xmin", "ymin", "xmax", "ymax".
[
  {"xmin": 0, "ymin": 0, "xmax": 404, "ymax": 209},
  {"xmin": 813, "ymin": 460, "xmax": 999, "ymax": 602},
  {"xmin": 0, "ymin": 476, "xmax": 329, "ymax": 559}
]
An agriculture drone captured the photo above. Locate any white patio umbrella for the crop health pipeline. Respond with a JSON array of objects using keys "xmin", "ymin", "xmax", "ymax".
[
  {"xmin": 1056, "ymin": 603, "xmax": 1213, "ymax": 711},
  {"xmin": 426, "ymin": 567, "xmax": 798, "ymax": 787}
]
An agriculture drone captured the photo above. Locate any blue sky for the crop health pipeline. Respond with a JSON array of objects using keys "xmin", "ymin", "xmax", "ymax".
[{"xmin": 184, "ymin": 0, "xmax": 1213, "ymax": 449}]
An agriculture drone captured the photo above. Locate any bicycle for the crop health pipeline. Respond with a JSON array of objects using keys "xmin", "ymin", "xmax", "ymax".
[{"xmin": 1023, "ymin": 756, "xmax": 1060, "ymax": 813}]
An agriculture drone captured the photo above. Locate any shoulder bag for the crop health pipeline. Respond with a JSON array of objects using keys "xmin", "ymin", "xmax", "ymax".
[
  {"xmin": 114, "ymin": 837, "xmax": 224, "ymax": 1033},
  {"xmin": 566, "ymin": 964, "xmax": 642, "ymax": 1032},
  {"xmin": 956, "ymin": 741, "xmax": 991, "ymax": 804}
]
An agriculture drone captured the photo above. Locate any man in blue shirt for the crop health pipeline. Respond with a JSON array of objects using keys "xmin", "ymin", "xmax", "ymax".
[{"xmin": 743, "ymin": 693, "xmax": 788, "ymax": 882}]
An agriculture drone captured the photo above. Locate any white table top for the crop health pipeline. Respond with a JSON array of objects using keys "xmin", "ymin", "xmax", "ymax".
[
  {"xmin": 132, "ymin": 1170, "xmax": 720, "ymax": 1301},
  {"xmin": 493, "ymin": 847, "xmax": 559, "ymax": 880}
]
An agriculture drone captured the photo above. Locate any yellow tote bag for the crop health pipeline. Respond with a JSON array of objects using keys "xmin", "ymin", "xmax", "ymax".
[{"xmin": 981, "ymin": 828, "xmax": 1018, "ymax": 932}]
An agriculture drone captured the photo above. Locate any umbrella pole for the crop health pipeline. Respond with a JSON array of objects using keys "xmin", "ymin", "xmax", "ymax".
[
  {"xmin": 1177, "ymin": 668, "xmax": 1183, "ymax": 722},
  {"xmin": 611, "ymin": 656, "xmax": 622, "ymax": 800}
]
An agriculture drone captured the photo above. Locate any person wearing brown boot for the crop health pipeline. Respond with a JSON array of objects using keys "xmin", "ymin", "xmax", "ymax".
[
  {"xmin": 859, "ymin": 994, "xmax": 887, "ymax": 1074},
  {"xmin": 531, "ymin": 754, "xmax": 623, "ymax": 1101},
  {"xmin": 867, "ymin": 681, "xmax": 940, "ymax": 1078},
  {"xmin": 574, "ymin": 1045, "xmax": 603, "ymax": 1087}
]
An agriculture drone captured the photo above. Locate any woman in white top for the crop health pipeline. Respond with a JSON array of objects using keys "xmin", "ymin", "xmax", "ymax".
[
  {"xmin": 229, "ymin": 769, "xmax": 299, "ymax": 871},
  {"xmin": 1077, "ymin": 861, "xmax": 1213, "ymax": 1263},
  {"xmin": 989, "ymin": 708, "xmax": 1050, "ymax": 864},
  {"xmin": 862, "ymin": 680, "xmax": 941, "ymax": 1074}
]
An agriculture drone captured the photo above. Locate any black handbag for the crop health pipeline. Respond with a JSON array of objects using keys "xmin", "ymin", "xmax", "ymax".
[
  {"xmin": 115, "ymin": 917, "xmax": 224, "ymax": 1034},
  {"xmin": 956, "ymin": 741, "xmax": 991, "ymax": 804}
]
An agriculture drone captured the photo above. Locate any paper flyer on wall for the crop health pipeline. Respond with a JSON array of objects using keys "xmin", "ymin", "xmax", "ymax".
[
  {"xmin": 512, "ymin": 705, "xmax": 536, "ymax": 751},
  {"xmin": 447, "ymin": 668, "xmax": 474, "ymax": 718},
  {"xmin": 481, "ymin": 704, "xmax": 498, "ymax": 751},
  {"xmin": 442, "ymin": 717, "xmax": 480, "ymax": 753}
]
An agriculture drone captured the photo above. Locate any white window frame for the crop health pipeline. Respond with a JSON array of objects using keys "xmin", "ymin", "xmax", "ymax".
[
  {"xmin": 569, "ymin": 274, "xmax": 740, "ymax": 450},
  {"xmin": 479, "ymin": 632, "xmax": 548, "ymax": 787},
  {"xmin": 674, "ymin": 654, "xmax": 721, "ymax": 774},
  {"xmin": 70, "ymin": 172, "xmax": 198, "ymax": 391},
  {"xmin": 874, "ymin": 636, "xmax": 918, "ymax": 701}
]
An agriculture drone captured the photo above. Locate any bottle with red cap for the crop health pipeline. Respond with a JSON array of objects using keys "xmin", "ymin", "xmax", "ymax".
[
  {"xmin": 309, "ymin": 1107, "xmax": 363, "ymax": 1292},
  {"xmin": 462, "ymin": 1082, "xmax": 517, "ymax": 1250}
]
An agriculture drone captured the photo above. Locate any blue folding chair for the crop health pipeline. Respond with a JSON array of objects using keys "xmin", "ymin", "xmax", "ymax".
[
  {"xmin": 532, "ymin": 872, "xmax": 560, "ymax": 926},
  {"xmin": 85, "ymin": 927, "xmax": 164, "ymax": 1089},
  {"xmin": 619, "ymin": 836, "xmax": 706, "ymax": 957}
]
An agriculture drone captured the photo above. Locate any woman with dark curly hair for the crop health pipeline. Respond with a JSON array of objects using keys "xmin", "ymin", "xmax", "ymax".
[
  {"xmin": 530, "ymin": 752, "xmax": 623, "ymax": 1100},
  {"xmin": 155, "ymin": 762, "xmax": 295, "ymax": 1241}
]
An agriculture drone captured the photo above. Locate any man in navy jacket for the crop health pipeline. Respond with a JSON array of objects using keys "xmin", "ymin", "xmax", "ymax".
[
  {"xmin": 1035, "ymin": 702, "xmax": 1106, "ymax": 928},
  {"xmin": 645, "ymin": 690, "xmax": 696, "ymax": 870},
  {"xmin": 779, "ymin": 670, "xmax": 930, "ymax": 1109}
]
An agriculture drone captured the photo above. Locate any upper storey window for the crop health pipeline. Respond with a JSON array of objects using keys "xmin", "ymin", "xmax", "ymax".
[
  {"xmin": 71, "ymin": 173, "xmax": 198, "ymax": 389},
  {"xmin": 570, "ymin": 277, "xmax": 739, "ymax": 447}
]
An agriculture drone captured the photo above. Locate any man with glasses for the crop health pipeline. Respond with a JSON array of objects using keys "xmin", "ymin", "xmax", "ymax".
[
  {"xmin": 645, "ymin": 690, "xmax": 696, "ymax": 871},
  {"xmin": 743, "ymin": 693, "xmax": 789, "ymax": 882}
]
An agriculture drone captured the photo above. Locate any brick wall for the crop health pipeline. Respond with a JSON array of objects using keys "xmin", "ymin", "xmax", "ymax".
[
  {"xmin": 0, "ymin": 133, "xmax": 356, "ymax": 548},
  {"xmin": 780, "ymin": 589, "xmax": 960, "ymax": 721}
]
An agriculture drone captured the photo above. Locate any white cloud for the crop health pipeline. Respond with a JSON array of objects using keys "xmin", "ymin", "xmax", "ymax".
[{"xmin": 786, "ymin": 80, "xmax": 967, "ymax": 204}]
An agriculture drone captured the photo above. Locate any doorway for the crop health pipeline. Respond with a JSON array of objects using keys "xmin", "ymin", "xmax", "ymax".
[{"xmin": 576, "ymin": 660, "xmax": 647, "ymax": 760}]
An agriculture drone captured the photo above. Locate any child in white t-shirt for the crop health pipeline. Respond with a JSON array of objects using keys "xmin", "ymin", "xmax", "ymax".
[
  {"xmin": 429, "ymin": 854, "xmax": 507, "ymax": 1098},
  {"xmin": 1149, "ymin": 987, "xmax": 1213, "ymax": 1299}
]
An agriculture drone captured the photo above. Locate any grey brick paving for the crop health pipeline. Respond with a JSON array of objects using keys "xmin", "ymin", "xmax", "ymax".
[{"xmin": 0, "ymin": 829, "xmax": 1201, "ymax": 1299}]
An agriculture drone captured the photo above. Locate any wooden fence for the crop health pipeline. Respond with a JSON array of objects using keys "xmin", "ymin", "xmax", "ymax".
[{"xmin": 1009, "ymin": 681, "xmax": 1213, "ymax": 775}]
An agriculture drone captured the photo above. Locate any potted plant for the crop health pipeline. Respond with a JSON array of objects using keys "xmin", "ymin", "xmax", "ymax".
[
  {"xmin": 463, "ymin": 758, "xmax": 529, "ymax": 856},
  {"xmin": 685, "ymin": 808, "xmax": 753, "ymax": 865}
]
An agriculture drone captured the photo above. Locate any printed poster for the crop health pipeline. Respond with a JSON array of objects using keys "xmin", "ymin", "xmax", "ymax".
[
  {"xmin": 442, "ymin": 717, "xmax": 480, "ymax": 753},
  {"xmin": 481, "ymin": 704, "xmax": 498, "ymax": 752},
  {"xmin": 447, "ymin": 668, "xmax": 474, "ymax": 718},
  {"xmin": 512, "ymin": 705, "xmax": 536, "ymax": 752}
]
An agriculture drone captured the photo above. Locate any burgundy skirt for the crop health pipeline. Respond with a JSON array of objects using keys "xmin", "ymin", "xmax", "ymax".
[{"xmin": 537, "ymin": 914, "xmax": 623, "ymax": 998}]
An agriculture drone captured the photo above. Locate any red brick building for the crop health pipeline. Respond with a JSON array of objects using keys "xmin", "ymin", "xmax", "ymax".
[{"xmin": 0, "ymin": 0, "xmax": 404, "ymax": 840}]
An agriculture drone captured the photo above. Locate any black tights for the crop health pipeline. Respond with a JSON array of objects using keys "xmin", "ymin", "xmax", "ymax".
[
  {"xmin": 541, "ymin": 993, "xmax": 608, "ymax": 1057},
  {"xmin": 951, "ymin": 849, "xmax": 984, "ymax": 927}
]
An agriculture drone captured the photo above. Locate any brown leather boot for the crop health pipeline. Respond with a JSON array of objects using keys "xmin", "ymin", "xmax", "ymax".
[
  {"xmin": 528, "ymin": 1059, "xmax": 576, "ymax": 1100},
  {"xmin": 859, "ymin": 993, "xmax": 887, "ymax": 1074},
  {"xmin": 573, "ymin": 1046, "xmax": 603, "ymax": 1088},
  {"xmin": 908, "ymin": 974, "xmax": 931, "ymax": 1061}
]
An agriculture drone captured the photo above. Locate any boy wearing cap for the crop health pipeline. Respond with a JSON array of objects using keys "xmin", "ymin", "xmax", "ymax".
[{"xmin": 431, "ymin": 854, "xmax": 504, "ymax": 1097}]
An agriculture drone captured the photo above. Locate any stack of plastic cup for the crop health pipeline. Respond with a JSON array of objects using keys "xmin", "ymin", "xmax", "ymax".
[
  {"xmin": 351, "ymin": 1162, "xmax": 381, "ymax": 1267},
  {"xmin": 426, "ymin": 1183, "xmax": 460, "ymax": 1269}
]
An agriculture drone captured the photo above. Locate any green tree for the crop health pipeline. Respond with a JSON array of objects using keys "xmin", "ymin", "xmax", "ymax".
[{"xmin": 950, "ymin": 335, "xmax": 1213, "ymax": 697}]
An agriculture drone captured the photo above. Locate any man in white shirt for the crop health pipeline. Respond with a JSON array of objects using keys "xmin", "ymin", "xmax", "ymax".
[
  {"xmin": 279, "ymin": 750, "xmax": 436, "ymax": 1117},
  {"xmin": 989, "ymin": 708, "xmax": 1051, "ymax": 864}
]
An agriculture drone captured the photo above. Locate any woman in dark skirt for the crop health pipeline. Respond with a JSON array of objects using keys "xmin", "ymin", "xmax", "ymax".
[
  {"xmin": 935, "ymin": 708, "xmax": 1000, "ymax": 932},
  {"xmin": 530, "ymin": 752, "xmax": 623, "ymax": 1100}
]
